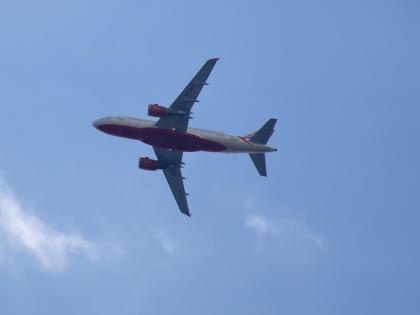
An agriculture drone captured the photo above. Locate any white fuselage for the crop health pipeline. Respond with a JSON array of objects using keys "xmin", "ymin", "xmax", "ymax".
[{"xmin": 93, "ymin": 116, "xmax": 277, "ymax": 154}]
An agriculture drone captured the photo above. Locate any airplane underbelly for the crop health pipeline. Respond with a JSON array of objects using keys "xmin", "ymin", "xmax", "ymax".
[
  {"xmin": 140, "ymin": 128, "xmax": 225, "ymax": 152},
  {"xmin": 98, "ymin": 124, "xmax": 225, "ymax": 151}
]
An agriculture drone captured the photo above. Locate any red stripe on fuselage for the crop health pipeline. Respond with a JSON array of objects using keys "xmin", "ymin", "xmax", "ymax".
[{"xmin": 98, "ymin": 124, "xmax": 225, "ymax": 152}]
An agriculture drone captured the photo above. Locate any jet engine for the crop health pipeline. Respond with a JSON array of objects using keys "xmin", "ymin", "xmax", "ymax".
[
  {"xmin": 148, "ymin": 104, "xmax": 169, "ymax": 117},
  {"xmin": 138, "ymin": 157, "xmax": 162, "ymax": 171},
  {"xmin": 148, "ymin": 104, "xmax": 190, "ymax": 118}
]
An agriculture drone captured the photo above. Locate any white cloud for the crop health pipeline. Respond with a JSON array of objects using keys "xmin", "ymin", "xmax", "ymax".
[
  {"xmin": 246, "ymin": 214, "xmax": 278, "ymax": 236},
  {"xmin": 155, "ymin": 230, "xmax": 177, "ymax": 256},
  {"xmin": 0, "ymin": 180, "xmax": 96, "ymax": 273},
  {"xmin": 276, "ymin": 218, "xmax": 327, "ymax": 249},
  {"xmin": 160, "ymin": 238, "xmax": 176, "ymax": 256},
  {"xmin": 246, "ymin": 214, "xmax": 326, "ymax": 250}
]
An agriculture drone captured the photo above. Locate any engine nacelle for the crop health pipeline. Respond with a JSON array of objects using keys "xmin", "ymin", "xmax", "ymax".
[
  {"xmin": 148, "ymin": 104, "xmax": 169, "ymax": 117},
  {"xmin": 138, "ymin": 157, "xmax": 162, "ymax": 171},
  {"xmin": 148, "ymin": 103, "xmax": 190, "ymax": 118}
]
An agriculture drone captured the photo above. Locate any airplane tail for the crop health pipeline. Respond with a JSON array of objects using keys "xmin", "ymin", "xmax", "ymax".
[{"xmin": 246, "ymin": 118, "xmax": 277, "ymax": 177}]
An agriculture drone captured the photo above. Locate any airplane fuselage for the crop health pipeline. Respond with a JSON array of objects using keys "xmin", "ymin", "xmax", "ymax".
[{"xmin": 93, "ymin": 116, "xmax": 277, "ymax": 153}]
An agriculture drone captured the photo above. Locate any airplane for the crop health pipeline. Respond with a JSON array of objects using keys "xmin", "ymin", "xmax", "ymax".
[{"xmin": 93, "ymin": 58, "xmax": 277, "ymax": 217}]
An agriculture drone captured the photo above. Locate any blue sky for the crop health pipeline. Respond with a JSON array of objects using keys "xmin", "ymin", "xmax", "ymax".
[{"xmin": 0, "ymin": 0, "xmax": 419, "ymax": 314}]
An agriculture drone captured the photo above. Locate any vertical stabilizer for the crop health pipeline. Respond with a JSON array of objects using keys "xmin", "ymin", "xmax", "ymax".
[
  {"xmin": 247, "ymin": 118, "xmax": 277, "ymax": 177},
  {"xmin": 249, "ymin": 118, "xmax": 277, "ymax": 144}
]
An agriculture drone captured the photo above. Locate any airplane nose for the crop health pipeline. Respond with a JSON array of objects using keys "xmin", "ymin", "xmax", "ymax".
[{"xmin": 92, "ymin": 119, "xmax": 102, "ymax": 129}]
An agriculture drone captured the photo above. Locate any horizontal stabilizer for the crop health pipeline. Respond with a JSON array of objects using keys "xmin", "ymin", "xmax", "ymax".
[{"xmin": 249, "ymin": 153, "xmax": 267, "ymax": 177}]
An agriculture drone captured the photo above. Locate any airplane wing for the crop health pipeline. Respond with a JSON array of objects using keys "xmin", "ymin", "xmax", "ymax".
[
  {"xmin": 153, "ymin": 146, "xmax": 190, "ymax": 216},
  {"xmin": 156, "ymin": 58, "xmax": 219, "ymax": 132}
]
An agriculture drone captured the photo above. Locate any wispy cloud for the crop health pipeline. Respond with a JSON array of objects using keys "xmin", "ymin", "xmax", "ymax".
[
  {"xmin": 0, "ymin": 180, "xmax": 97, "ymax": 273},
  {"xmin": 246, "ymin": 214, "xmax": 278, "ymax": 236},
  {"xmin": 246, "ymin": 214, "xmax": 326, "ymax": 250},
  {"xmin": 155, "ymin": 230, "xmax": 178, "ymax": 256},
  {"xmin": 276, "ymin": 218, "xmax": 327, "ymax": 249}
]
